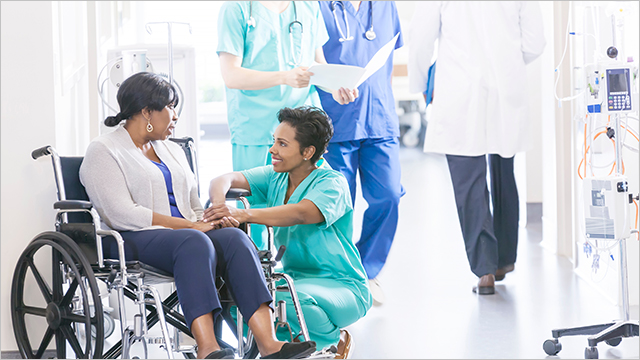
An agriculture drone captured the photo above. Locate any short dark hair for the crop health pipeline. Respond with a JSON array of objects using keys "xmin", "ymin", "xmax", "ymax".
[
  {"xmin": 276, "ymin": 106, "xmax": 334, "ymax": 164},
  {"xmin": 104, "ymin": 72, "xmax": 179, "ymax": 127}
]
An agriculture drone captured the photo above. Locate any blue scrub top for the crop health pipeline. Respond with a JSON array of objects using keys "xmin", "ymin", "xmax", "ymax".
[
  {"xmin": 217, "ymin": 1, "xmax": 329, "ymax": 146},
  {"xmin": 318, "ymin": 1, "xmax": 403, "ymax": 142}
]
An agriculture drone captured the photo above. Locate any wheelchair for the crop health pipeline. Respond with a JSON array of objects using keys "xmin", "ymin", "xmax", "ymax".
[{"xmin": 11, "ymin": 137, "xmax": 326, "ymax": 359}]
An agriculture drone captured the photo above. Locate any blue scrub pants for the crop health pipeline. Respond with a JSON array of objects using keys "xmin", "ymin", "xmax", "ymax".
[
  {"xmin": 324, "ymin": 137, "xmax": 404, "ymax": 279},
  {"xmin": 275, "ymin": 278, "xmax": 367, "ymax": 350},
  {"xmin": 102, "ymin": 227, "xmax": 273, "ymax": 328},
  {"xmin": 446, "ymin": 154, "xmax": 519, "ymax": 278},
  {"xmin": 232, "ymin": 144, "xmax": 272, "ymax": 250}
]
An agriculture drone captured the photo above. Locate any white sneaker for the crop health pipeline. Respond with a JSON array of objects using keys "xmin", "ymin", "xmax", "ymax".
[{"xmin": 368, "ymin": 278, "xmax": 385, "ymax": 306}]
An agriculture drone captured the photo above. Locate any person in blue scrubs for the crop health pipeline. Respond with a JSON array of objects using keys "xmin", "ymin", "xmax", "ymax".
[
  {"xmin": 317, "ymin": 1, "xmax": 404, "ymax": 305},
  {"xmin": 217, "ymin": 1, "xmax": 357, "ymax": 250}
]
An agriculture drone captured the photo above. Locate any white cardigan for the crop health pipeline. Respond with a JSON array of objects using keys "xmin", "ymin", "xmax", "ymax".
[{"xmin": 79, "ymin": 126, "xmax": 203, "ymax": 231}]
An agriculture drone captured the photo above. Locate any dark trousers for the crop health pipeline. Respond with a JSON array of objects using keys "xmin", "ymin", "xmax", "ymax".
[
  {"xmin": 103, "ymin": 227, "xmax": 272, "ymax": 328},
  {"xmin": 446, "ymin": 154, "xmax": 519, "ymax": 278}
]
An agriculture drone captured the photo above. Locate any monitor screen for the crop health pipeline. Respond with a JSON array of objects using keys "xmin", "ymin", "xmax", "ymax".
[{"xmin": 608, "ymin": 73, "xmax": 628, "ymax": 92}]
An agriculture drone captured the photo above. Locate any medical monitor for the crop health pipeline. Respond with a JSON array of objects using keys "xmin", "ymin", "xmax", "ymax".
[{"xmin": 605, "ymin": 68, "xmax": 632, "ymax": 112}]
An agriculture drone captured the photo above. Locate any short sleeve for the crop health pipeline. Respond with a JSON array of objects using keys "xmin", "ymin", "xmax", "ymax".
[
  {"xmin": 303, "ymin": 173, "xmax": 351, "ymax": 229},
  {"xmin": 391, "ymin": 2, "xmax": 404, "ymax": 49},
  {"xmin": 241, "ymin": 165, "xmax": 274, "ymax": 205},
  {"xmin": 217, "ymin": 2, "xmax": 246, "ymax": 57},
  {"xmin": 314, "ymin": 2, "xmax": 330, "ymax": 48}
]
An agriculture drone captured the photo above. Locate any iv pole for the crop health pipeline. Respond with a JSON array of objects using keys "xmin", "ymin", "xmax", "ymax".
[
  {"xmin": 145, "ymin": 22, "xmax": 192, "ymax": 85},
  {"xmin": 542, "ymin": 9, "xmax": 639, "ymax": 359}
]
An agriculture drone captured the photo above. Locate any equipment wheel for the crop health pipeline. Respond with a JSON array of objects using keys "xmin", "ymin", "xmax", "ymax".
[
  {"xmin": 605, "ymin": 337, "xmax": 622, "ymax": 347},
  {"xmin": 11, "ymin": 231, "xmax": 104, "ymax": 358},
  {"xmin": 543, "ymin": 339, "xmax": 562, "ymax": 355},
  {"xmin": 585, "ymin": 346, "xmax": 599, "ymax": 359}
]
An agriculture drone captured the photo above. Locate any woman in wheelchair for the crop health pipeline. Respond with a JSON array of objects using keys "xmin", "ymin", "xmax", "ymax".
[
  {"xmin": 79, "ymin": 72, "xmax": 316, "ymax": 359},
  {"xmin": 205, "ymin": 106, "xmax": 373, "ymax": 353}
]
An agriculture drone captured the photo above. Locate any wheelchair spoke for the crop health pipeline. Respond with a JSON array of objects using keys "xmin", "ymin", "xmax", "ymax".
[
  {"xmin": 26, "ymin": 257, "xmax": 53, "ymax": 303},
  {"xmin": 35, "ymin": 326, "xmax": 54, "ymax": 358},
  {"xmin": 55, "ymin": 329, "xmax": 66, "ymax": 359},
  {"xmin": 60, "ymin": 324, "xmax": 86, "ymax": 358},
  {"xmin": 19, "ymin": 305, "xmax": 47, "ymax": 317},
  {"xmin": 59, "ymin": 278, "xmax": 79, "ymax": 307},
  {"xmin": 63, "ymin": 312, "xmax": 91, "ymax": 324}
]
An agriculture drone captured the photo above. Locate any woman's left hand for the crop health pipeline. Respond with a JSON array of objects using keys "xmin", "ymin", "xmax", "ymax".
[{"xmin": 332, "ymin": 87, "xmax": 358, "ymax": 105}]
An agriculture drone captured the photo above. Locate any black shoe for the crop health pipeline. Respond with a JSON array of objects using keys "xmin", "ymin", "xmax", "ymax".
[
  {"xmin": 205, "ymin": 348, "xmax": 235, "ymax": 359},
  {"xmin": 262, "ymin": 341, "xmax": 317, "ymax": 359}
]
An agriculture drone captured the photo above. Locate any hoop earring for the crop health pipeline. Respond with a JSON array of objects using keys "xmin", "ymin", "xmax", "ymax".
[{"xmin": 146, "ymin": 121, "xmax": 154, "ymax": 132}]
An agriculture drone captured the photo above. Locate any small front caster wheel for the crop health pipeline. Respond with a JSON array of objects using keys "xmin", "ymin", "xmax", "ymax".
[
  {"xmin": 605, "ymin": 337, "xmax": 622, "ymax": 347},
  {"xmin": 543, "ymin": 339, "xmax": 562, "ymax": 355},
  {"xmin": 585, "ymin": 346, "xmax": 598, "ymax": 359}
]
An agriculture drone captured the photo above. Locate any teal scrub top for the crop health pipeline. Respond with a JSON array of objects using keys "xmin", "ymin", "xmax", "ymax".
[
  {"xmin": 241, "ymin": 165, "xmax": 372, "ymax": 310},
  {"xmin": 217, "ymin": 1, "xmax": 330, "ymax": 146}
]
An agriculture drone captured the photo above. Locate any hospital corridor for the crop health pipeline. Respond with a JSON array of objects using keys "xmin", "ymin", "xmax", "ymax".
[{"xmin": 2, "ymin": 1, "xmax": 640, "ymax": 359}]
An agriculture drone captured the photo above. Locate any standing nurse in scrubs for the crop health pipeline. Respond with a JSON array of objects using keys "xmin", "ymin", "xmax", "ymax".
[
  {"xmin": 217, "ymin": 1, "xmax": 357, "ymax": 249},
  {"xmin": 204, "ymin": 107, "xmax": 371, "ymax": 356},
  {"xmin": 317, "ymin": 1, "xmax": 404, "ymax": 305}
]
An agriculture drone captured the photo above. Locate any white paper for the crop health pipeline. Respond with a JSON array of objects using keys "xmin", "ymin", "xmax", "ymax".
[{"xmin": 309, "ymin": 33, "xmax": 400, "ymax": 93}]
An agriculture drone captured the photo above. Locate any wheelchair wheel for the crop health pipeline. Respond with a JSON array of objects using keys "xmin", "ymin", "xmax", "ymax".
[{"xmin": 11, "ymin": 231, "xmax": 104, "ymax": 359}]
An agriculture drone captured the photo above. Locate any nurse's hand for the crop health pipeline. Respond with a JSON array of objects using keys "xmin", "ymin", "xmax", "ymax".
[
  {"xmin": 332, "ymin": 87, "xmax": 358, "ymax": 105},
  {"xmin": 217, "ymin": 216, "xmax": 240, "ymax": 229},
  {"xmin": 203, "ymin": 204, "xmax": 248, "ymax": 224},
  {"xmin": 284, "ymin": 67, "xmax": 312, "ymax": 88}
]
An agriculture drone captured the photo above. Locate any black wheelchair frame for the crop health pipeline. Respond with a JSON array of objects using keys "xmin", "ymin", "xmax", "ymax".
[{"xmin": 11, "ymin": 138, "xmax": 314, "ymax": 359}]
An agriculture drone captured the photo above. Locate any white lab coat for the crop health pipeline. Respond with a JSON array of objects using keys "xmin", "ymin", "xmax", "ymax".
[{"xmin": 408, "ymin": 1, "xmax": 546, "ymax": 157}]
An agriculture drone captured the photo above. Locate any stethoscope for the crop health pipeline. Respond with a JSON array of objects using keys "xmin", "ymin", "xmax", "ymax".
[
  {"xmin": 247, "ymin": 1, "xmax": 304, "ymax": 66},
  {"xmin": 329, "ymin": 1, "xmax": 376, "ymax": 42}
]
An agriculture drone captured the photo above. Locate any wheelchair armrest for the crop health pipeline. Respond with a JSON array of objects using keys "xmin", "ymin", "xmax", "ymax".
[
  {"xmin": 204, "ymin": 188, "xmax": 251, "ymax": 209},
  {"xmin": 226, "ymin": 188, "xmax": 250, "ymax": 200},
  {"xmin": 54, "ymin": 200, "xmax": 93, "ymax": 210}
]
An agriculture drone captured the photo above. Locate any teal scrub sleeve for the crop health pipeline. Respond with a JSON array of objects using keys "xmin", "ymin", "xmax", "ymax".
[
  {"xmin": 303, "ymin": 175, "xmax": 351, "ymax": 229},
  {"xmin": 240, "ymin": 165, "xmax": 274, "ymax": 205},
  {"xmin": 217, "ymin": 2, "xmax": 246, "ymax": 57}
]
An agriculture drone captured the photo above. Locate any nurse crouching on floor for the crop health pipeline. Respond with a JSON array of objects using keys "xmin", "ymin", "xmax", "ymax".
[{"xmin": 204, "ymin": 106, "xmax": 372, "ymax": 356}]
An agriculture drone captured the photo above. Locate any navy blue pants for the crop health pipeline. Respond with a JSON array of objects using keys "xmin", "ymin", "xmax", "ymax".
[
  {"xmin": 446, "ymin": 154, "xmax": 519, "ymax": 278},
  {"xmin": 103, "ymin": 227, "xmax": 273, "ymax": 328}
]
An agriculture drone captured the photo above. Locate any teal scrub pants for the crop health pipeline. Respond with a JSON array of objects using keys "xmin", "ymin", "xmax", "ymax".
[
  {"xmin": 232, "ymin": 144, "xmax": 272, "ymax": 250},
  {"xmin": 275, "ymin": 278, "xmax": 367, "ymax": 350}
]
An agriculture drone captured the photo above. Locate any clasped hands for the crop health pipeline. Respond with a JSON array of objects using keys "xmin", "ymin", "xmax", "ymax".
[{"xmin": 200, "ymin": 203, "xmax": 244, "ymax": 230}]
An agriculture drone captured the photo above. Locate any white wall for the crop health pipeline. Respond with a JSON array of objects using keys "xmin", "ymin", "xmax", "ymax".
[{"xmin": 1, "ymin": 1, "xmax": 59, "ymax": 351}]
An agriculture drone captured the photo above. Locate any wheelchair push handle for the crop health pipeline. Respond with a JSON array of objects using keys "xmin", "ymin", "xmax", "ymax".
[
  {"xmin": 31, "ymin": 145, "xmax": 52, "ymax": 160},
  {"xmin": 226, "ymin": 188, "xmax": 251, "ymax": 199}
]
